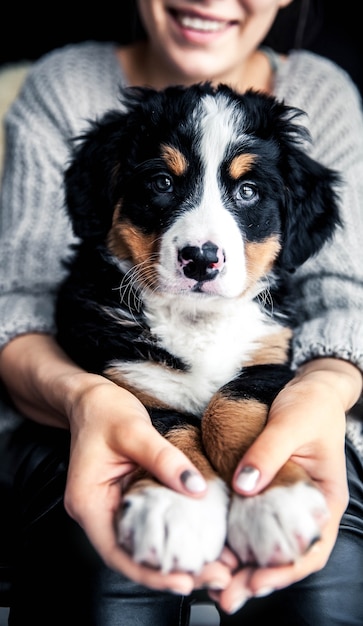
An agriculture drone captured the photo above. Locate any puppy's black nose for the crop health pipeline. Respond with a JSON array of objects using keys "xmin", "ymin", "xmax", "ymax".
[{"xmin": 178, "ymin": 241, "xmax": 224, "ymax": 282}]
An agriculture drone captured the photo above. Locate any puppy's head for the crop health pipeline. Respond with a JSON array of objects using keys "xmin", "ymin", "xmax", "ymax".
[{"xmin": 65, "ymin": 83, "xmax": 340, "ymax": 299}]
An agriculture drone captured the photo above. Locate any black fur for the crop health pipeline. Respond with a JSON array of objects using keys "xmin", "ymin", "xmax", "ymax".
[
  {"xmin": 54, "ymin": 84, "xmax": 343, "ymax": 571},
  {"xmin": 57, "ymin": 82, "xmax": 341, "ymax": 413}
]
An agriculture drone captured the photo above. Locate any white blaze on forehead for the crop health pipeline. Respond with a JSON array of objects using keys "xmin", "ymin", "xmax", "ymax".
[
  {"xmin": 157, "ymin": 93, "xmax": 250, "ymax": 297},
  {"xmin": 180, "ymin": 94, "xmax": 247, "ymax": 286},
  {"xmin": 194, "ymin": 93, "xmax": 246, "ymax": 226},
  {"xmin": 198, "ymin": 93, "xmax": 244, "ymax": 166}
]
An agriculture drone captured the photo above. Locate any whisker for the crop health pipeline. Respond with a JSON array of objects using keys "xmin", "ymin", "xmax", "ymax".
[{"xmin": 112, "ymin": 255, "xmax": 161, "ymax": 324}]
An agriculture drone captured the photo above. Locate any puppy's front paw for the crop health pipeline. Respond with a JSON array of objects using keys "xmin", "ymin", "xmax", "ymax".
[
  {"xmin": 227, "ymin": 482, "xmax": 329, "ymax": 566},
  {"xmin": 116, "ymin": 478, "xmax": 229, "ymax": 574}
]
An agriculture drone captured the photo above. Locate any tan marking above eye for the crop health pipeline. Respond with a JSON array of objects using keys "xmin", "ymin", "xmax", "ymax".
[
  {"xmin": 229, "ymin": 153, "xmax": 257, "ymax": 179},
  {"xmin": 161, "ymin": 144, "xmax": 188, "ymax": 176}
]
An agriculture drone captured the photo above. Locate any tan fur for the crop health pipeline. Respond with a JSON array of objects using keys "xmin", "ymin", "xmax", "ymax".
[
  {"xmin": 202, "ymin": 393, "xmax": 311, "ymax": 490},
  {"xmin": 105, "ymin": 365, "xmax": 172, "ymax": 410},
  {"xmin": 244, "ymin": 327, "xmax": 292, "ymax": 366},
  {"xmin": 106, "ymin": 204, "xmax": 129, "ymax": 259},
  {"xmin": 161, "ymin": 144, "xmax": 188, "ymax": 176},
  {"xmin": 245, "ymin": 237, "xmax": 281, "ymax": 286},
  {"xmin": 166, "ymin": 425, "xmax": 217, "ymax": 479},
  {"xmin": 107, "ymin": 210, "xmax": 160, "ymax": 288},
  {"xmin": 229, "ymin": 153, "xmax": 256, "ymax": 179},
  {"xmin": 123, "ymin": 425, "xmax": 217, "ymax": 495},
  {"xmin": 108, "ymin": 213, "xmax": 155, "ymax": 264},
  {"xmin": 266, "ymin": 460, "xmax": 312, "ymax": 490},
  {"xmin": 202, "ymin": 395, "xmax": 268, "ymax": 484}
]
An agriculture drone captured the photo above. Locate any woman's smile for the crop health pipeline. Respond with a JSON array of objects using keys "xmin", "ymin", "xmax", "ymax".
[{"xmin": 166, "ymin": 6, "xmax": 239, "ymax": 45}]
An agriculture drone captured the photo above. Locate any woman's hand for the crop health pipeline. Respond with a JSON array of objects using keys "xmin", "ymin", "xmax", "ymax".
[
  {"xmin": 0, "ymin": 333, "xmax": 232, "ymax": 594},
  {"xmin": 209, "ymin": 358, "xmax": 362, "ymax": 614},
  {"xmin": 64, "ymin": 376, "xmax": 233, "ymax": 593}
]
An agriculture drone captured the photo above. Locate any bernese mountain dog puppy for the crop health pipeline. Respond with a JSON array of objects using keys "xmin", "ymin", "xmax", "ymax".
[{"xmin": 56, "ymin": 83, "xmax": 340, "ymax": 574}]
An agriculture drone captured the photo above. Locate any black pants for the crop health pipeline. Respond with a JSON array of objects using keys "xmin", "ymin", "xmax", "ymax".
[{"xmin": 1, "ymin": 420, "xmax": 363, "ymax": 626}]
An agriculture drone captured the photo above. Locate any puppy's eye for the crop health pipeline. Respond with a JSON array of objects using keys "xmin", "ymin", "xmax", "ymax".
[
  {"xmin": 236, "ymin": 182, "xmax": 258, "ymax": 203},
  {"xmin": 151, "ymin": 174, "xmax": 174, "ymax": 193}
]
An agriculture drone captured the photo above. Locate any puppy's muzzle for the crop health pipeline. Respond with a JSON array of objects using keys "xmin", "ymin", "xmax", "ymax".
[{"xmin": 178, "ymin": 241, "xmax": 225, "ymax": 282}]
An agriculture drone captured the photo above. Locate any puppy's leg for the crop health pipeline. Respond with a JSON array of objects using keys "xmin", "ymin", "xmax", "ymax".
[
  {"xmin": 202, "ymin": 369, "xmax": 329, "ymax": 567},
  {"xmin": 116, "ymin": 423, "xmax": 229, "ymax": 574}
]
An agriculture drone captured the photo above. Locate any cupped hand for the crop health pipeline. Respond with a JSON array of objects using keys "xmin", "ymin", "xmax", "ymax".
[
  {"xmin": 63, "ymin": 375, "xmax": 232, "ymax": 593},
  {"xmin": 209, "ymin": 358, "xmax": 362, "ymax": 614}
]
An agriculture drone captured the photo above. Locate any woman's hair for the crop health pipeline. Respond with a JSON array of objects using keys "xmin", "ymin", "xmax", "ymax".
[
  {"xmin": 263, "ymin": 0, "xmax": 324, "ymax": 51},
  {"xmin": 121, "ymin": 1, "xmax": 147, "ymax": 43},
  {"xmin": 121, "ymin": 0, "xmax": 324, "ymax": 51}
]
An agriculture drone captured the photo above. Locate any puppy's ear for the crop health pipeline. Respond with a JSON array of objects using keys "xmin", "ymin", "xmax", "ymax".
[
  {"xmin": 278, "ymin": 147, "xmax": 341, "ymax": 272},
  {"xmin": 65, "ymin": 111, "xmax": 128, "ymax": 240}
]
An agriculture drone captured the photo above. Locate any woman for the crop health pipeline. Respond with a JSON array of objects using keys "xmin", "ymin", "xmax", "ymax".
[{"xmin": 0, "ymin": 1, "xmax": 362, "ymax": 624}]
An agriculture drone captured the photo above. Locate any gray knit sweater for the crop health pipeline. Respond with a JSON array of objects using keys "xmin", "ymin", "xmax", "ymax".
[{"xmin": 1, "ymin": 42, "xmax": 363, "ymax": 442}]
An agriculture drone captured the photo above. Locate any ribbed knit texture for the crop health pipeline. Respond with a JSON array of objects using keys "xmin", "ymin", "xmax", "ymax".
[{"xmin": 1, "ymin": 42, "xmax": 363, "ymax": 444}]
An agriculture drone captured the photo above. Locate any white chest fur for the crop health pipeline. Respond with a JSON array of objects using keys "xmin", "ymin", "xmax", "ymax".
[{"xmin": 109, "ymin": 294, "xmax": 282, "ymax": 415}]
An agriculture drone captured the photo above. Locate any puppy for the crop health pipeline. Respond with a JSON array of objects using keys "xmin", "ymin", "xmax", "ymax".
[{"xmin": 56, "ymin": 83, "xmax": 340, "ymax": 574}]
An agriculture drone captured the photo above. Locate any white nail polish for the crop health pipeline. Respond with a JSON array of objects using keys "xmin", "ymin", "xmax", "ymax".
[
  {"xmin": 228, "ymin": 596, "xmax": 249, "ymax": 614},
  {"xmin": 181, "ymin": 470, "xmax": 206, "ymax": 493},
  {"xmin": 206, "ymin": 580, "xmax": 226, "ymax": 591},
  {"xmin": 254, "ymin": 586, "xmax": 275, "ymax": 598},
  {"xmin": 168, "ymin": 586, "xmax": 191, "ymax": 596},
  {"xmin": 235, "ymin": 466, "xmax": 260, "ymax": 491}
]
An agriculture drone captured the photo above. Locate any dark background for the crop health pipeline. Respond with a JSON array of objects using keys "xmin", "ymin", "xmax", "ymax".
[{"xmin": 1, "ymin": 0, "xmax": 362, "ymax": 96}]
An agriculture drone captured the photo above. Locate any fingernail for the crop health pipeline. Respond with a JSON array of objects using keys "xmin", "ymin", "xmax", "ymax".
[
  {"xmin": 166, "ymin": 581, "xmax": 193, "ymax": 595},
  {"xmin": 167, "ymin": 586, "xmax": 190, "ymax": 596},
  {"xmin": 235, "ymin": 466, "xmax": 260, "ymax": 492},
  {"xmin": 180, "ymin": 470, "xmax": 206, "ymax": 493},
  {"xmin": 254, "ymin": 586, "xmax": 275, "ymax": 598},
  {"xmin": 206, "ymin": 580, "xmax": 227, "ymax": 591},
  {"xmin": 227, "ymin": 594, "xmax": 251, "ymax": 614}
]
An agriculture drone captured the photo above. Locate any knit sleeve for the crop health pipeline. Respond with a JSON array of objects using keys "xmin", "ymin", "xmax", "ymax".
[
  {"xmin": 277, "ymin": 53, "xmax": 363, "ymax": 372},
  {"xmin": 0, "ymin": 77, "xmax": 73, "ymax": 348},
  {"xmin": 0, "ymin": 42, "xmax": 123, "ymax": 349}
]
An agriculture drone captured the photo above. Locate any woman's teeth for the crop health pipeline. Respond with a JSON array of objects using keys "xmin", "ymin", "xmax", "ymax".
[{"xmin": 178, "ymin": 14, "xmax": 227, "ymax": 32}]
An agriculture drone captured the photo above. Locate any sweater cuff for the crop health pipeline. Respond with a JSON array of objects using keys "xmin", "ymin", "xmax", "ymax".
[
  {"xmin": 0, "ymin": 293, "xmax": 56, "ymax": 349},
  {"xmin": 292, "ymin": 312, "xmax": 363, "ymax": 372}
]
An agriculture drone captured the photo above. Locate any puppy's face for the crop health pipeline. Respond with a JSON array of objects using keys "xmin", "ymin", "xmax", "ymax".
[{"xmin": 66, "ymin": 84, "xmax": 340, "ymax": 300}]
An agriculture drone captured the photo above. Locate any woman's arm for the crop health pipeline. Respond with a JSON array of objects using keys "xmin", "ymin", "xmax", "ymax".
[{"xmin": 280, "ymin": 54, "xmax": 363, "ymax": 375}]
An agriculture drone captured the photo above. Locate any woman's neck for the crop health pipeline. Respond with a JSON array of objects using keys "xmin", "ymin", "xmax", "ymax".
[{"xmin": 116, "ymin": 41, "xmax": 276, "ymax": 95}]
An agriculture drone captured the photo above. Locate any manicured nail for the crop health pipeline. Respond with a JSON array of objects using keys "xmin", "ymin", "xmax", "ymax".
[
  {"xmin": 167, "ymin": 585, "xmax": 192, "ymax": 595},
  {"xmin": 235, "ymin": 466, "xmax": 260, "ymax": 492},
  {"xmin": 180, "ymin": 470, "xmax": 206, "ymax": 493},
  {"xmin": 227, "ymin": 593, "xmax": 251, "ymax": 614},
  {"xmin": 254, "ymin": 586, "xmax": 275, "ymax": 598},
  {"xmin": 206, "ymin": 580, "xmax": 227, "ymax": 591}
]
